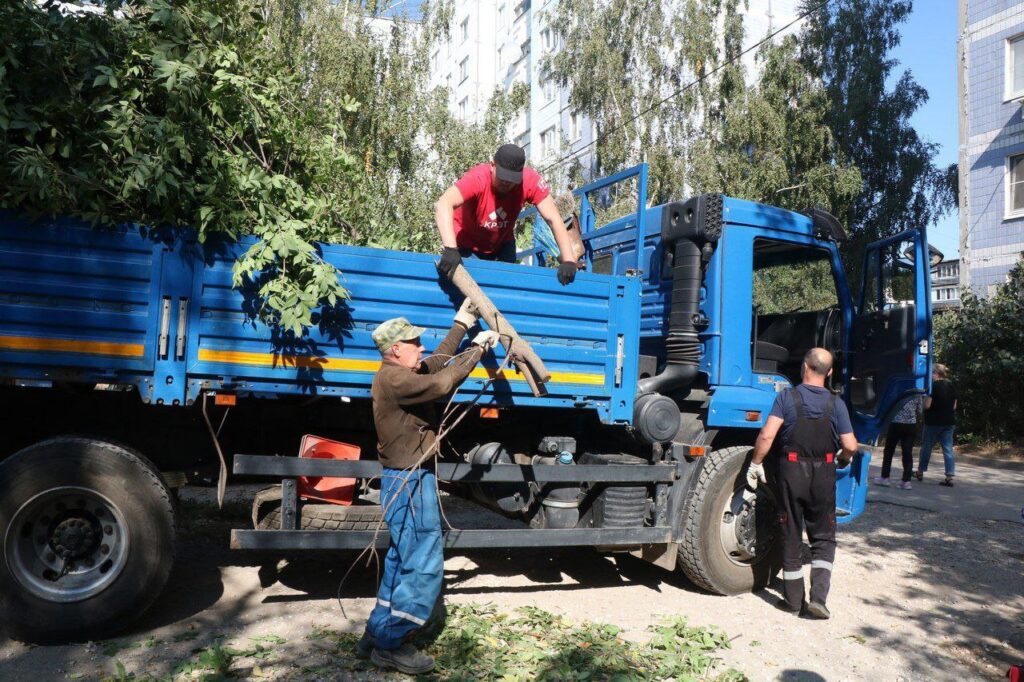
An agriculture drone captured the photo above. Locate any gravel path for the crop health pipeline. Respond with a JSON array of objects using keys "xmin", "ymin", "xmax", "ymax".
[{"xmin": 1, "ymin": 459, "xmax": 1021, "ymax": 681}]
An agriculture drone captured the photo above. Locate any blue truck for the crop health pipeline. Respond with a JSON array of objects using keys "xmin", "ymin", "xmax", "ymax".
[{"xmin": 0, "ymin": 165, "xmax": 934, "ymax": 640}]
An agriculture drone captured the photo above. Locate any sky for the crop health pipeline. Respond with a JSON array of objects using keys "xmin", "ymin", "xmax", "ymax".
[{"xmin": 891, "ymin": 0, "xmax": 961, "ymax": 258}]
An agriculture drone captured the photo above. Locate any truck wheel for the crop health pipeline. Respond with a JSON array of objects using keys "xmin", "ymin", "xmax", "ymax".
[
  {"xmin": 677, "ymin": 446, "xmax": 781, "ymax": 595},
  {"xmin": 0, "ymin": 437, "xmax": 176, "ymax": 642}
]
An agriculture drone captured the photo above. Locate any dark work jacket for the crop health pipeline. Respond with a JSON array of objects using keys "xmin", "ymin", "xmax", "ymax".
[{"xmin": 371, "ymin": 325, "xmax": 482, "ymax": 469}]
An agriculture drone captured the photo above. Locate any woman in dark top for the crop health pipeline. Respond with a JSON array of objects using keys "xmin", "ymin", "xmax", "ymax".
[{"xmin": 916, "ymin": 364, "xmax": 958, "ymax": 487}]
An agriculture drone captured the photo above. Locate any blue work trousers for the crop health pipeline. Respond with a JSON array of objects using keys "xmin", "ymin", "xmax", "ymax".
[
  {"xmin": 918, "ymin": 425, "xmax": 955, "ymax": 477},
  {"xmin": 365, "ymin": 468, "xmax": 443, "ymax": 650}
]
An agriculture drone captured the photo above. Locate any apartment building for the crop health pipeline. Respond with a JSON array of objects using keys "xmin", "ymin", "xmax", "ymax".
[
  {"xmin": 958, "ymin": 0, "xmax": 1024, "ymax": 296},
  {"xmin": 931, "ymin": 258, "xmax": 962, "ymax": 311}
]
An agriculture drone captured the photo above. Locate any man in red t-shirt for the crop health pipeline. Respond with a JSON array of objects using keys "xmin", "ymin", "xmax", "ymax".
[{"xmin": 434, "ymin": 144, "xmax": 579, "ymax": 285}]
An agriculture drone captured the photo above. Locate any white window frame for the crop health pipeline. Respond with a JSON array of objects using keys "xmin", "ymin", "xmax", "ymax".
[
  {"xmin": 1006, "ymin": 33, "xmax": 1024, "ymax": 102},
  {"xmin": 1005, "ymin": 152, "xmax": 1024, "ymax": 219},
  {"xmin": 540, "ymin": 28, "xmax": 555, "ymax": 53},
  {"xmin": 540, "ymin": 126, "xmax": 557, "ymax": 158},
  {"xmin": 459, "ymin": 57, "xmax": 469, "ymax": 84},
  {"xmin": 541, "ymin": 78, "xmax": 556, "ymax": 105},
  {"xmin": 460, "ymin": 17, "xmax": 469, "ymax": 43},
  {"xmin": 459, "ymin": 97, "xmax": 469, "ymax": 119},
  {"xmin": 569, "ymin": 111, "xmax": 580, "ymax": 141}
]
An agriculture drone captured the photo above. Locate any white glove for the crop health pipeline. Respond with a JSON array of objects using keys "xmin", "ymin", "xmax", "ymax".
[
  {"xmin": 454, "ymin": 298, "xmax": 480, "ymax": 328},
  {"xmin": 746, "ymin": 462, "xmax": 767, "ymax": 491},
  {"xmin": 471, "ymin": 330, "xmax": 500, "ymax": 351}
]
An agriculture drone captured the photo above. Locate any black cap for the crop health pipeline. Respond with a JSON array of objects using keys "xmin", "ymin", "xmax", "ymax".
[{"xmin": 494, "ymin": 144, "xmax": 525, "ymax": 183}]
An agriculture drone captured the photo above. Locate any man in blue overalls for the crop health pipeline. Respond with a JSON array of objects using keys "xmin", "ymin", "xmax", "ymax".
[
  {"xmin": 358, "ymin": 309, "xmax": 498, "ymax": 674},
  {"xmin": 747, "ymin": 348, "xmax": 858, "ymax": 619}
]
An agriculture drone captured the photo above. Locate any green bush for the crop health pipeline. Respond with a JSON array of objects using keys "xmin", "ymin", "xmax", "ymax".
[{"xmin": 932, "ymin": 259, "xmax": 1024, "ymax": 440}]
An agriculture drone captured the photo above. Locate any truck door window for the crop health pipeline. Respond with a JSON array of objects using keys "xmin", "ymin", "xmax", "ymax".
[
  {"xmin": 752, "ymin": 240, "xmax": 840, "ymax": 385},
  {"xmin": 850, "ymin": 238, "xmax": 919, "ymax": 414}
]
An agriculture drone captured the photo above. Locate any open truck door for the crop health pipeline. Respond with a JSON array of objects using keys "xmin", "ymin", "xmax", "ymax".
[{"xmin": 847, "ymin": 229, "xmax": 935, "ymax": 443}]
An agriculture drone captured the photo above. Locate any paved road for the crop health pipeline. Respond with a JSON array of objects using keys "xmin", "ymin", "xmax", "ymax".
[{"xmin": 865, "ymin": 449, "xmax": 1024, "ymax": 522}]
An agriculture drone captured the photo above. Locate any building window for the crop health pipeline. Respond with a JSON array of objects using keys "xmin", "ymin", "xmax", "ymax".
[
  {"xmin": 498, "ymin": 4, "xmax": 506, "ymax": 25},
  {"xmin": 459, "ymin": 97, "xmax": 468, "ymax": 119},
  {"xmin": 569, "ymin": 111, "xmax": 580, "ymax": 141},
  {"xmin": 460, "ymin": 17, "xmax": 469, "ymax": 43},
  {"xmin": 1007, "ymin": 34, "xmax": 1024, "ymax": 101},
  {"xmin": 540, "ymin": 28, "xmax": 555, "ymax": 53},
  {"xmin": 515, "ymin": 132, "xmax": 530, "ymax": 150},
  {"xmin": 514, "ymin": 0, "xmax": 530, "ymax": 19},
  {"xmin": 1006, "ymin": 153, "xmax": 1024, "ymax": 218},
  {"xmin": 542, "ymin": 78, "xmax": 556, "ymax": 105},
  {"xmin": 459, "ymin": 57, "xmax": 469, "ymax": 84},
  {"xmin": 540, "ymin": 126, "xmax": 557, "ymax": 158}
]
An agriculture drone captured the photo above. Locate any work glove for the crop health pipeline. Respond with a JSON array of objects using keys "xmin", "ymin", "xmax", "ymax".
[
  {"xmin": 557, "ymin": 260, "xmax": 578, "ymax": 285},
  {"xmin": 745, "ymin": 461, "xmax": 767, "ymax": 491},
  {"xmin": 454, "ymin": 298, "xmax": 480, "ymax": 329},
  {"xmin": 437, "ymin": 247, "xmax": 462, "ymax": 278},
  {"xmin": 471, "ymin": 330, "xmax": 500, "ymax": 351}
]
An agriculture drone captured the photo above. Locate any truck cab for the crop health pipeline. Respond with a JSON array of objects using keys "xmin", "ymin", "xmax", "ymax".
[{"xmin": 536, "ymin": 166, "xmax": 935, "ymax": 449}]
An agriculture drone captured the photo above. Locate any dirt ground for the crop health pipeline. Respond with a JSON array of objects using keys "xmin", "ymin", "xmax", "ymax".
[{"xmin": 1, "ymin": 455, "xmax": 1022, "ymax": 681}]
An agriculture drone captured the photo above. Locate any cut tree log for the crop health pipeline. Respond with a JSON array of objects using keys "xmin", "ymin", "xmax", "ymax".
[{"xmin": 447, "ymin": 263, "xmax": 550, "ymax": 397}]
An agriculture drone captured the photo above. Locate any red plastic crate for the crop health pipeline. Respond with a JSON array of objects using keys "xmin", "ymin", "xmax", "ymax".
[{"xmin": 296, "ymin": 435, "xmax": 360, "ymax": 506}]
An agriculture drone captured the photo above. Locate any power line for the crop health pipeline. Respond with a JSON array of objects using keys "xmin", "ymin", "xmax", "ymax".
[{"xmin": 539, "ymin": 0, "xmax": 832, "ymax": 177}]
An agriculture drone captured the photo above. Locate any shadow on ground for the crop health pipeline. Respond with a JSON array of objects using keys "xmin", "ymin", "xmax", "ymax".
[{"xmin": 840, "ymin": 498, "xmax": 1024, "ymax": 676}]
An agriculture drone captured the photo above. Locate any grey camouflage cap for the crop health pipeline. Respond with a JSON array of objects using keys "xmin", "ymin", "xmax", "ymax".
[{"xmin": 372, "ymin": 317, "xmax": 426, "ymax": 352}]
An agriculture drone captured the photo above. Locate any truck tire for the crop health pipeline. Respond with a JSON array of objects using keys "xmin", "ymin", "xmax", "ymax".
[
  {"xmin": 677, "ymin": 446, "xmax": 781, "ymax": 595},
  {"xmin": 0, "ymin": 437, "xmax": 176, "ymax": 642},
  {"xmin": 257, "ymin": 502, "xmax": 385, "ymax": 531}
]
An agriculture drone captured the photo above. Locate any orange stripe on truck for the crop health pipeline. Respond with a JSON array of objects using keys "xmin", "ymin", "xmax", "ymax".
[
  {"xmin": 0, "ymin": 334, "xmax": 144, "ymax": 358},
  {"xmin": 197, "ymin": 348, "xmax": 606, "ymax": 386}
]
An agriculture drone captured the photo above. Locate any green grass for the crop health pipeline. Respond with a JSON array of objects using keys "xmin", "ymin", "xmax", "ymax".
[
  {"xmin": 98, "ymin": 605, "xmax": 744, "ymax": 680},
  {"xmin": 312, "ymin": 604, "xmax": 745, "ymax": 681}
]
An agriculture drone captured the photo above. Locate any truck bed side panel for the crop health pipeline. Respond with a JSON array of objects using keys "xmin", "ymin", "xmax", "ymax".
[{"xmin": 0, "ymin": 216, "xmax": 161, "ymax": 379}]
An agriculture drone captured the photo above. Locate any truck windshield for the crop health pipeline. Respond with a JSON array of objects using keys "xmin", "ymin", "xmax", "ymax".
[{"xmin": 751, "ymin": 239, "xmax": 841, "ymax": 386}]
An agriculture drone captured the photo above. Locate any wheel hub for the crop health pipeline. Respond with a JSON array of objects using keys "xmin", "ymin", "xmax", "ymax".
[
  {"xmin": 50, "ymin": 517, "xmax": 100, "ymax": 559},
  {"xmin": 719, "ymin": 487, "xmax": 779, "ymax": 566},
  {"xmin": 4, "ymin": 486, "xmax": 130, "ymax": 603}
]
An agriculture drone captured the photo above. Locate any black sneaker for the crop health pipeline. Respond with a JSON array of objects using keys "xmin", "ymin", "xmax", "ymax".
[
  {"xmin": 802, "ymin": 601, "xmax": 831, "ymax": 620},
  {"xmin": 774, "ymin": 598, "xmax": 802, "ymax": 613},
  {"xmin": 371, "ymin": 643, "xmax": 435, "ymax": 675},
  {"xmin": 356, "ymin": 632, "xmax": 374, "ymax": 659},
  {"xmin": 939, "ymin": 477, "xmax": 954, "ymax": 487}
]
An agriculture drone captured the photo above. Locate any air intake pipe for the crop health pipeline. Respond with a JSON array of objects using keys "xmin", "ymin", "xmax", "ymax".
[{"xmin": 637, "ymin": 193, "xmax": 722, "ymax": 398}]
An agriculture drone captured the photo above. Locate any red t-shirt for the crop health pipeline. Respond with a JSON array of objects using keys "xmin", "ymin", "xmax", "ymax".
[{"xmin": 453, "ymin": 163, "xmax": 551, "ymax": 254}]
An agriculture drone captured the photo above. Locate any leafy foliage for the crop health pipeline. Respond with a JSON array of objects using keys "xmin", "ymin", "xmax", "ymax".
[
  {"xmin": 754, "ymin": 250, "xmax": 839, "ymax": 315},
  {"xmin": 546, "ymin": 1, "xmax": 861, "ymax": 221},
  {"xmin": 1, "ymin": 0, "xmax": 359, "ymax": 333},
  {"xmin": 932, "ymin": 260, "xmax": 1024, "ymax": 440},
  {"xmin": 0, "ymin": 0, "xmax": 523, "ymax": 333},
  {"xmin": 799, "ymin": 0, "xmax": 955, "ymax": 244},
  {"xmin": 545, "ymin": 0, "xmax": 740, "ymax": 201},
  {"xmin": 311, "ymin": 603, "xmax": 744, "ymax": 681},
  {"xmin": 689, "ymin": 35, "xmax": 863, "ymax": 217}
]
